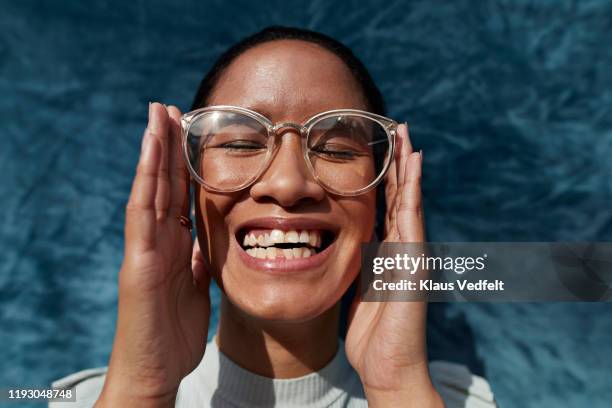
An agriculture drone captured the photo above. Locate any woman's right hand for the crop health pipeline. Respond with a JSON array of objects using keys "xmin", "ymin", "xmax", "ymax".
[{"xmin": 96, "ymin": 103, "xmax": 211, "ymax": 407}]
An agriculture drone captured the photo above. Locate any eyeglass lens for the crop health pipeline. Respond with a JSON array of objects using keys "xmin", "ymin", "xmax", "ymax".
[{"xmin": 185, "ymin": 111, "xmax": 391, "ymax": 194}]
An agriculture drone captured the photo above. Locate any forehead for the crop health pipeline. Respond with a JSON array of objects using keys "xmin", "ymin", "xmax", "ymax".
[{"xmin": 208, "ymin": 39, "xmax": 368, "ymax": 122}]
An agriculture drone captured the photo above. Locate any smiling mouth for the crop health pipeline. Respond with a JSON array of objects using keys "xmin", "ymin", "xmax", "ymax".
[{"xmin": 237, "ymin": 228, "xmax": 335, "ymax": 259}]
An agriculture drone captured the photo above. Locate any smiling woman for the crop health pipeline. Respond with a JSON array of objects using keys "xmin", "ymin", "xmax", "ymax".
[{"xmin": 50, "ymin": 26, "xmax": 497, "ymax": 408}]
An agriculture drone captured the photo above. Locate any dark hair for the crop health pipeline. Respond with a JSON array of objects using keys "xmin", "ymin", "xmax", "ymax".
[{"xmin": 190, "ymin": 25, "xmax": 386, "ymax": 116}]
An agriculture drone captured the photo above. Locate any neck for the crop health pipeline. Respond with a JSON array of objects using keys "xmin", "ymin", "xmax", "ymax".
[{"xmin": 216, "ymin": 295, "xmax": 340, "ymax": 379}]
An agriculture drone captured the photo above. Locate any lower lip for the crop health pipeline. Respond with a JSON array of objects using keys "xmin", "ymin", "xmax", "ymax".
[{"xmin": 235, "ymin": 237, "xmax": 336, "ymax": 275}]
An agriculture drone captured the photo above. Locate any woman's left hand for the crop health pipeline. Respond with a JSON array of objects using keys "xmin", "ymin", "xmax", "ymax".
[{"xmin": 345, "ymin": 124, "xmax": 444, "ymax": 407}]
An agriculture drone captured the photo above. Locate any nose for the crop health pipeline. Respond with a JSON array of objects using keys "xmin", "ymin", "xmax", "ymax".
[{"xmin": 250, "ymin": 131, "xmax": 326, "ymax": 207}]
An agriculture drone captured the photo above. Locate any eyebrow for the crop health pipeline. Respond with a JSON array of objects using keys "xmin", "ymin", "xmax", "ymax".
[
  {"xmin": 241, "ymin": 103, "xmax": 314, "ymax": 123},
  {"xmin": 242, "ymin": 104, "xmax": 275, "ymax": 120}
]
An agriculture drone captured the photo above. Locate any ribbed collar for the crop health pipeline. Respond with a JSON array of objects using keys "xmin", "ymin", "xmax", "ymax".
[{"xmin": 183, "ymin": 334, "xmax": 361, "ymax": 408}]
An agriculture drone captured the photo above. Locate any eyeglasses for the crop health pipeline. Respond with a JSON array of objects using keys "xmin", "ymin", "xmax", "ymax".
[{"xmin": 181, "ymin": 105, "xmax": 398, "ymax": 196}]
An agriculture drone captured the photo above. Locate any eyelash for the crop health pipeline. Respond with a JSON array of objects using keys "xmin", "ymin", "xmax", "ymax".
[
  {"xmin": 219, "ymin": 141, "xmax": 266, "ymax": 151},
  {"xmin": 311, "ymin": 144, "xmax": 359, "ymax": 159}
]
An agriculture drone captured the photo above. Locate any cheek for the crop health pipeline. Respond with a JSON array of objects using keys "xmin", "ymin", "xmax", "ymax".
[
  {"xmin": 341, "ymin": 191, "xmax": 377, "ymax": 241},
  {"xmin": 334, "ymin": 192, "xmax": 377, "ymax": 280},
  {"xmin": 195, "ymin": 190, "xmax": 237, "ymax": 276}
]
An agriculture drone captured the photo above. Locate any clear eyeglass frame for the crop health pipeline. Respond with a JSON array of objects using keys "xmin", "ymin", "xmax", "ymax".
[{"xmin": 180, "ymin": 105, "xmax": 399, "ymax": 197}]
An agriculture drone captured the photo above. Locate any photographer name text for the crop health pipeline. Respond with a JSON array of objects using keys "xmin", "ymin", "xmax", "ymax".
[{"xmin": 372, "ymin": 279, "xmax": 505, "ymax": 292}]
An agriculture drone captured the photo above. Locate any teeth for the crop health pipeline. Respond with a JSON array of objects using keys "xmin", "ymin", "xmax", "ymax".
[
  {"xmin": 245, "ymin": 245, "xmax": 319, "ymax": 259},
  {"xmin": 286, "ymin": 231, "xmax": 299, "ymax": 243},
  {"xmin": 243, "ymin": 234, "xmax": 255, "ymax": 247},
  {"xmin": 265, "ymin": 247, "xmax": 277, "ymax": 259},
  {"xmin": 309, "ymin": 233, "xmax": 318, "ymax": 247},
  {"xmin": 243, "ymin": 229, "xmax": 322, "ymax": 248},
  {"xmin": 257, "ymin": 234, "xmax": 269, "ymax": 247},
  {"xmin": 270, "ymin": 229, "xmax": 284, "ymax": 244},
  {"xmin": 299, "ymin": 231, "xmax": 309, "ymax": 243},
  {"xmin": 256, "ymin": 247, "xmax": 267, "ymax": 259}
]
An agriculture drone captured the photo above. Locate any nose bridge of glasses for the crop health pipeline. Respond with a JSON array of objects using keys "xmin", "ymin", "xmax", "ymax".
[
  {"xmin": 271, "ymin": 122, "xmax": 306, "ymax": 136},
  {"xmin": 260, "ymin": 122, "xmax": 311, "ymax": 184}
]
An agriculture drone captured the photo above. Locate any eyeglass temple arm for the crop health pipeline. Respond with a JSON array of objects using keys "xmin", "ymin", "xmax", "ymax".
[
  {"xmin": 367, "ymin": 124, "xmax": 398, "ymax": 146},
  {"xmin": 367, "ymin": 139, "xmax": 390, "ymax": 146}
]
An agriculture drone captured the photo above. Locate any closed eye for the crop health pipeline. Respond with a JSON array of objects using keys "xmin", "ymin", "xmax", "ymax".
[
  {"xmin": 217, "ymin": 141, "xmax": 266, "ymax": 151},
  {"xmin": 310, "ymin": 144, "xmax": 368, "ymax": 160}
]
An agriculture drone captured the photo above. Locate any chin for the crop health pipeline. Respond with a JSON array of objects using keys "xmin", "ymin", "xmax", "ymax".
[{"xmin": 223, "ymin": 277, "xmax": 340, "ymax": 323}]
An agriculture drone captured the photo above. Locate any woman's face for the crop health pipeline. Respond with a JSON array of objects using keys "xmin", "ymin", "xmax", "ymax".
[{"xmin": 195, "ymin": 39, "xmax": 377, "ymax": 321}]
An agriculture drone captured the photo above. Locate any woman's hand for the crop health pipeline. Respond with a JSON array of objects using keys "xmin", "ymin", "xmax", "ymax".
[
  {"xmin": 96, "ymin": 103, "xmax": 211, "ymax": 407},
  {"xmin": 345, "ymin": 124, "xmax": 444, "ymax": 407}
]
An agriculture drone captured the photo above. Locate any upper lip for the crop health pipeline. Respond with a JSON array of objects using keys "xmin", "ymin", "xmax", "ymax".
[{"xmin": 235, "ymin": 217, "xmax": 339, "ymax": 234}]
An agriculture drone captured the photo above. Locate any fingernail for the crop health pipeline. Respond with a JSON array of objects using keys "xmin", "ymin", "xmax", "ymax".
[
  {"xmin": 148, "ymin": 101, "xmax": 152, "ymax": 118},
  {"xmin": 419, "ymin": 149, "xmax": 423, "ymax": 162}
]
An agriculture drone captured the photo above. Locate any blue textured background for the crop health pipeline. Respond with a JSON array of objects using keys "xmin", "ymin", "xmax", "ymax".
[{"xmin": 1, "ymin": 1, "xmax": 611, "ymax": 407}]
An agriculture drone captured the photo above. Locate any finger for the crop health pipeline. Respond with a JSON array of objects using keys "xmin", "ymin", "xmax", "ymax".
[
  {"xmin": 392, "ymin": 124, "xmax": 411, "ymax": 237},
  {"xmin": 125, "ymin": 104, "xmax": 163, "ymax": 250},
  {"xmin": 385, "ymin": 125, "xmax": 401, "ymax": 220},
  {"xmin": 397, "ymin": 149, "xmax": 425, "ymax": 242},
  {"xmin": 397, "ymin": 124, "xmax": 422, "ymax": 241},
  {"xmin": 384, "ymin": 124, "xmax": 406, "ymax": 231},
  {"xmin": 166, "ymin": 105, "xmax": 190, "ymax": 219},
  {"xmin": 385, "ymin": 148, "xmax": 398, "ymax": 230},
  {"xmin": 148, "ymin": 103, "xmax": 170, "ymax": 221},
  {"xmin": 386, "ymin": 123, "xmax": 403, "ymax": 194},
  {"xmin": 397, "ymin": 123, "xmax": 413, "ymax": 193},
  {"xmin": 392, "ymin": 124, "xmax": 405, "ymax": 189}
]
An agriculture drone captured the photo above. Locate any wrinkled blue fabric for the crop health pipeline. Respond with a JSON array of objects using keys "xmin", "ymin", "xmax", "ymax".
[{"xmin": 1, "ymin": 1, "xmax": 611, "ymax": 407}]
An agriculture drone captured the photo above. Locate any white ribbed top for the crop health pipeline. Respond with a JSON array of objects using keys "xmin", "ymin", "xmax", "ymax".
[
  {"xmin": 175, "ymin": 335, "xmax": 367, "ymax": 407},
  {"xmin": 49, "ymin": 336, "xmax": 498, "ymax": 407}
]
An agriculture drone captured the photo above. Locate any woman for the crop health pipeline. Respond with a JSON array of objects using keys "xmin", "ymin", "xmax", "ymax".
[{"xmin": 51, "ymin": 26, "xmax": 496, "ymax": 407}]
